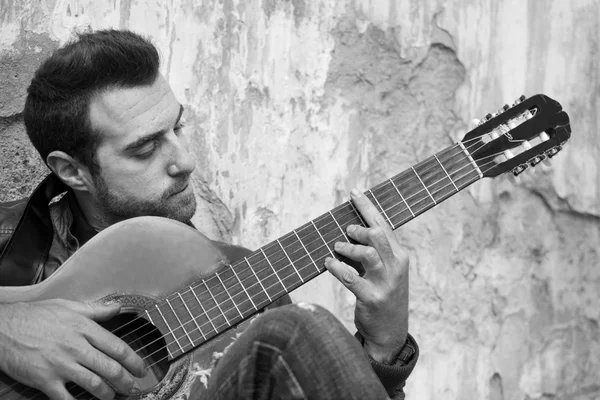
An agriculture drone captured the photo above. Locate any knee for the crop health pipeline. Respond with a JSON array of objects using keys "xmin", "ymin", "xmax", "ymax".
[
  {"xmin": 263, "ymin": 302, "xmax": 337, "ymax": 324},
  {"xmin": 253, "ymin": 303, "xmax": 348, "ymax": 343}
]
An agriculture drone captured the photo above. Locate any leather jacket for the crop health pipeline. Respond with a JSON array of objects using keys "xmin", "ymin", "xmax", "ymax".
[{"xmin": 0, "ymin": 174, "xmax": 255, "ymax": 287}]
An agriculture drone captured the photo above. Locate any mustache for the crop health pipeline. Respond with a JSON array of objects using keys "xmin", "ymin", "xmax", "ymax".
[{"xmin": 164, "ymin": 180, "xmax": 191, "ymax": 197}]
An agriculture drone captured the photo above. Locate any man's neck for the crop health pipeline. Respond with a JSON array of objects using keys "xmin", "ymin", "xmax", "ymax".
[{"xmin": 71, "ymin": 190, "xmax": 110, "ymax": 232}]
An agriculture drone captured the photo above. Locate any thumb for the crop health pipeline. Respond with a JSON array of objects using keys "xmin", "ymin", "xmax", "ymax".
[
  {"xmin": 325, "ymin": 257, "xmax": 368, "ymax": 299},
  {"xmin": 61, "ymin": 299, "xmax": 122, "ymax": 321}
]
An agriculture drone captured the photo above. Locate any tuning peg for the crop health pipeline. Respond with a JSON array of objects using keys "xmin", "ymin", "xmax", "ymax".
[
  {"xmin": 469, "ymin": 118, "xmax": 481, "ymax": 129},
  {"xmin": 477, "ymin": 114, "xmax": 493, "ymax": 126},
  {"xmin": 529, "ymin": 154, "xmax": 545, "ymax": 167},
  {"xmin": 512, "ymin": 163, "xmax": 528, "ymax": 176},
  {"xmin": 513, "ymin": 95, "xmax": 527, "ymax": 106},
  {"xmin": 494, "ymin": 104, "xmax": 510, "ymax": 116},
  {"xmin": 546, "ymin": 145, "xmax": 562, "ymax": 158}
]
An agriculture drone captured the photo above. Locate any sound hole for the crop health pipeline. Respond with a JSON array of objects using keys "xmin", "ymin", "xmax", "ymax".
[{"xmin": 101, "ymin": 312, "xmax": 170, "ymax": 392}]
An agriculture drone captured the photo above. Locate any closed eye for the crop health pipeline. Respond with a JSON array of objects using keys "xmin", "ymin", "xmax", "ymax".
[{"xmin": 135, "ymin": 138, "xmax": 161, "ymax": 159}]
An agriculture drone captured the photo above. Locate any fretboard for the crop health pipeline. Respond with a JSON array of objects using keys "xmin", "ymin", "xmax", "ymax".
[{"xmin": 146, "ymin": 141, "xmax": 483, "ymax": 360}]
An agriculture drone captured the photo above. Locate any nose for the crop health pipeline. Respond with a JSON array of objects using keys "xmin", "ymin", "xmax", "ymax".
[{"xmin": 167, "ymin": 131, "xmax": 196, "ymax": 177}]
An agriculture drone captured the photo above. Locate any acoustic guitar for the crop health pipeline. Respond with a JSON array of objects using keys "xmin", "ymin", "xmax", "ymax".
[{"xmin": 0, "ymin": 94, "xmax": 571, "ymax": 399}]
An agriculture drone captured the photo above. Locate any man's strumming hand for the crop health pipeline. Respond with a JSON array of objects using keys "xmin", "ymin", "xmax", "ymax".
[{"xmin": 0, "ymin": 299, "xmax": 146, "ymax": 400}]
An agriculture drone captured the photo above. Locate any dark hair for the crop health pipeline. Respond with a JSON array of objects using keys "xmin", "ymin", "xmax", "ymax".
[{"xmin": 24, "ymin": 29, "xmax": 160, "ymax": 175}]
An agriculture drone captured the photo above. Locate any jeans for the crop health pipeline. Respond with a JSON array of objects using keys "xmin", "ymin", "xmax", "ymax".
[{"xmin": 202, "ymin": 303, "xmax": 390, "ymax": 400}]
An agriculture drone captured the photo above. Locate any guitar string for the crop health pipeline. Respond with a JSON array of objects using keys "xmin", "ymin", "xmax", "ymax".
[
  {"xmin": 125, "ymin": 133, "xmax": 493, "ymax": 342},
  {"xmin": 128, "ymin": 148, "xmax": 500, "ymax": 365},
  {"xmin": 89, "ymin": 138, "xmax": 487, "ymax": 351},
  {"xmin": 112, "ymin": 134, "xmax": 489, "ymax": 340},
  {"xmin": 3, "ymin": 135, "xmax": 531, "ymax": 400},
  {"xmin": 112, "ymin": 135, "xmax": 496, "ymax": 348},
  {"xmin": 1, "ymin": 132, "xmax": 531, "ymax": 400},
  {"xmin": 20, "ymin": 133, "xmax": 553, "ymax": 400},
  {"xmin": 0, "ymin": 138, "xmax": 487, "ymax": 400},
  {"xmin": 0, "ymin": 134, "xmax": 510, "ymax": 400},
  {"xmin": 0, "ymin": 143, "xmax": 471, "ymax": 400},
  {"xmin": 75, "ymin": 146, "xmax": 515, "ymax": 400},
  {"xmin": 90, "ymin": 152, "xmax": 513, "ymax": 400}
]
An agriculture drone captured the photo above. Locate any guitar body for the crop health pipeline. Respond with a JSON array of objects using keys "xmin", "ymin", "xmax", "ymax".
[{"xmin": 0, "ymin": 217, "xmax": 251, "ymax": 400}]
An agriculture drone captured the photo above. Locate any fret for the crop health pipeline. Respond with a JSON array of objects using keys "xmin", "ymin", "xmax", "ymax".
[
  {"xmin": 246, "ymin": 256, "xmax": 272, "ymax": 303},
  {"xmin": 383, "ymin": 177, "xmax": 415, "ymax": 227},
  {"xmin": 260, "ymin": 247, "xmax": 288, "ymax": 293},
  {"xmin": 204, "ymin": 280, "xmax": 230, "ymax": 327},
  {"xmin": 263, "ymin": 242, "xmax": 301, "ymax": 291},
  {"xmin": 191, "ymin": 283, "xmax": 217, "ymax": 333},
  {"xmin": 314, "ymin": 212, "xmax": 348, "ymax": 252},
  {"xmin": 413, "ymin": 157, "xmax": 456, "ymax": 204},
  {"xmin": 169, "ymin": 293, "xmax": 204, "ymax": 345},
  {"xmin": 396, "ymin": 168, "xmax": 434, "ymax": 213},
  {"xmin": 155, "ymin": 304, "xmax": 184, "ymax": 354},
  {"xmin": 145, "ymin": 309, "xmax": 176, "ymax": 357},
  {"xmin": 348, "ymin": 201, "xmax": 367, "ymax": 227},
  {"xmin": 237, "ymin": 258, "xmax": 270, "ymax": 308},
  {"xmin": 367, "ymin": 183, "xmax": 405, "ymax": 229},
  {"xmin": 411, "ymin": 166, "xmax": 436, "ymax": 204},
  {"xmin": 205, "ymin": 272, "xmax": 240, "ymax": 324},
  {"xmin": 217, "ymin": 265, "xmax": 255, "ymax": 316},
  {"xmin": 298, "ymin": 222, "xmax": 333, "ymax": 268},
  {"xmin": 247, "ymin": 252, "xmax": 285, "ymax": 300},
  {"xmin": 183, "ymin": 285, "xmax": 217, "ymax": 338},
  {"xmin": 178, "ymin": 292, "xmax": 205, "ymax": 341},
  {"xmin": 293, "ymin": 229, "xmax": 321, "ymax": 273},
  {"xmin": 332, "ymin": 202, "xmax": 365, "ymax": 230},
  {"xmin": 434, "ymin": 154, "xmax": 459, "ymax": 192},
  {"xmin": 166, "ymin": 298, "xmax": 193, "ymax": 349},
  {"xmin": 229, "ymin": 264, "xmax": 258, "ymax": 311},
  {"xmin": 458, "ymin": 141, "xmax": 483, "ymax": 178},
  {"xmin": 438, "ymin": 145, "xmax": 481, "ymax": 189},
  {"xmin": 277, "ymin": 239, "xmax": 304, "ymax": 283},
  {"xmin": 329, "ymin": 210, "xmax": 350, "ymax": 242},
  {"xmin": 367, "ymin": 189, "xmax": 393, "ymax": 228},
  {"xmin": 389, "ymin": 178, "xmax": 414, "ymax": 218},
  {"xmin": 436, "ymin": 144, "xmax": 468, "ymax": 172},
  {"xmin": 310, "ymin": 220, "xmax": 335, "ymax": 258},
  {"xmin": 216, "ymin": 271, "xmax": 243, "ymax": 318},
  {"xmin": 278, "ymin": 233, "xmax": 316, "ymax": 282}
]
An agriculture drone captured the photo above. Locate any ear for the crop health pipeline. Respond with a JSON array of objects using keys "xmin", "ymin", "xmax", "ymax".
[{"xmin": 46, "ymin": 151, "xmax": 94, "ymax": 192}]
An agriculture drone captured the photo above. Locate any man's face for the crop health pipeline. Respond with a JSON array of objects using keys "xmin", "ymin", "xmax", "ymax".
[{"xmin": 87, "ymin": 75, "xmax": 197, "ymax": 225}]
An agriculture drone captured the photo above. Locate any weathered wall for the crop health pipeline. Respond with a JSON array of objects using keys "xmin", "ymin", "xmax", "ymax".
[{"xmin": 1, "ymin": 0, "xmax": 598, "ymax": 399}]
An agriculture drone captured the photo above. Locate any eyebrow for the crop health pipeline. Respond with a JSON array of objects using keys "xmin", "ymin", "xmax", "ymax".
[{"xmin": 124, "ymin": 104, "xmax": 185, "ymax": 152}]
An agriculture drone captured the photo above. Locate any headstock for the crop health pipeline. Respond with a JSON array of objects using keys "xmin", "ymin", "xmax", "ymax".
[{"xmin": 461, "ymin": 94, "xmax": 571, "ymax": 178}]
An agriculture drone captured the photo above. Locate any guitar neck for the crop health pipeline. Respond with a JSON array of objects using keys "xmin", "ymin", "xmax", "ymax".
[{"xmin": 147, "ymin": 141, "xmax": 483, "ymax": 360}]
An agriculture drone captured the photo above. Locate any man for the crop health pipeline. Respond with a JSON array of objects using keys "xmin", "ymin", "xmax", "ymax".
[{"xmin": 0, "ymin": 30, "xmax": 418, "ymax": 399}]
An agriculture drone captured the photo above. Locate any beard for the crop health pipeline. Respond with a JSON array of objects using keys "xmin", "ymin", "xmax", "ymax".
[{"xmin": 93, "ymin": 174, "xmax": 197, "ymax": 226}]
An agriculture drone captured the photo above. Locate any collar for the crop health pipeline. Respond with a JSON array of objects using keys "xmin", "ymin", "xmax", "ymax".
[
  {"xmin": 0, "ymin": 174, "xmax": 66, "ymax": 285},
  {"xmin": 67, "ymin": 191, "xmax": 99, "ymax": 247}
]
